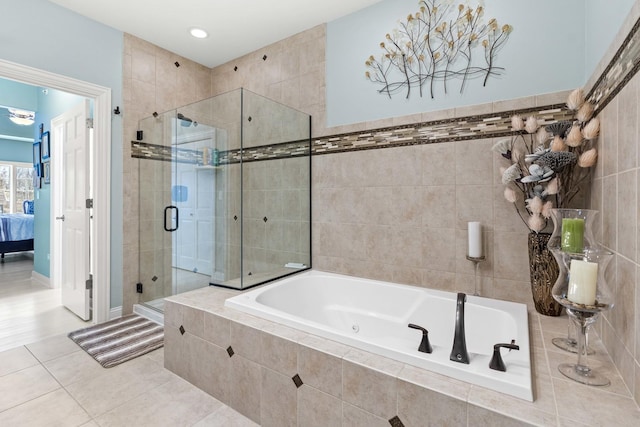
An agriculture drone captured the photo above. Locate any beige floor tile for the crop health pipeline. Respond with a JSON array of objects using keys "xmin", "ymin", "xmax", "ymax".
[
  {"xmin": 0, "ymin": 345, "xmax": 39, "ymax": 376},
  {"xmin": 0, "ymin": 364, "xmax": 60, "ymax": 412},
  {"xmin": 43, "ymin": 348, "xmax": 106, "ymax": 387},
  {"xmin": 145, "ymin": 347, "xmax": 165, "ymax": 366},
  {"xmin": 0, "ymin": 255, "xmax": 90, "ymax": 353},
  {"xmin": 65, "ymin": 354, "xmax": 175, "ymax": 417},
  {"xmin": 94, "ymin": 375, "xmax": 224, "ymax": 426},
  {"xmin": 0, "ymin": 388, "xmax": 90, "ymax": 427},
  {"xmin": 193, "ymin": 405, "xmax": 260, "ymax": 427},
  {"xmin": 26, "ymin": 333, "xmax": 82, "ymax": 363}
]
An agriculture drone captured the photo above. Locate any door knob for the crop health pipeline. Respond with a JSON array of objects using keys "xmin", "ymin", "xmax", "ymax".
[{"xmin": 55, "ymin": 215, "xmax": 65, "ymax": 221}]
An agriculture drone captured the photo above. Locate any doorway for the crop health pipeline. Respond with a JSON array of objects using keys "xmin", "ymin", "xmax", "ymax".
[{"xmin": 0, "ymin": 58, "xmax": 112, "ymax": 324}]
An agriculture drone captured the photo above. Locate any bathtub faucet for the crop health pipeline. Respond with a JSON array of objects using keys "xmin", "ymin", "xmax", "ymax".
[{"xmin": 449, "ymin": 292, "xmax": 470, "ymax": 364}]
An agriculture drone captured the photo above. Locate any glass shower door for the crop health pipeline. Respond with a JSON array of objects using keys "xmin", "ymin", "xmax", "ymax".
[
  {"xmin": 137, "ymin": 110, "xmax": 176, "ymax": 311},
  {"xmin": 136, "ymin": 109, "xmax": 216, "ymax": 311}
]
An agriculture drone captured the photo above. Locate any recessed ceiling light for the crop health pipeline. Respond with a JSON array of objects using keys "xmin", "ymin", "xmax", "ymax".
[{"xmin": 190, "ymin": 28, "xmax": 208, "ymax": 39}]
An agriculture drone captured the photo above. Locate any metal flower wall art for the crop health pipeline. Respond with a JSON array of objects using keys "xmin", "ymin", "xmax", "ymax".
[
  {"xmin": 365, "ymin": 0, "xmax": 512, "ymax": 99},
  {"xmin": 493, "ymin": 89, "xmax": 600, "ymax": 233}
]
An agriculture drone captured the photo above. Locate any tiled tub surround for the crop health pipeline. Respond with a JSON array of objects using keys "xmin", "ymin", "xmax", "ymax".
[
  {"xmin": 164, "ymin": 286, "xmax": 640, "ymax": 426},
  {"xmin": 225, "ymin": 270, "xmax": 532, "ymax": 401}
]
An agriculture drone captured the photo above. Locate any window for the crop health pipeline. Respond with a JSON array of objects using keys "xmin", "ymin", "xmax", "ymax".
[{"xmin": 0, "ymin": 161, "xmax": 34, "ymax": 214}]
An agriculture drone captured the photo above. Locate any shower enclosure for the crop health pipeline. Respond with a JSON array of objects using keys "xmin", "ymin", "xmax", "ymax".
[{"xmin": 133, "ymin": 88, "xmax": 311, "ymax": 312}]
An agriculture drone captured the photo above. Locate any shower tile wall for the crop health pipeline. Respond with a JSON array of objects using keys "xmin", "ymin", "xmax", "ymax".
[
  {"xmin": 242, "ymin": 158, "xmax": 310, "ymax": 276},
  {"xmin": 122, "ymin": 10, "xmax": 640, "ymax": 406},
  {"xmin": 122, "ymin": 34, "xmax": 213, "ymax": 314}
]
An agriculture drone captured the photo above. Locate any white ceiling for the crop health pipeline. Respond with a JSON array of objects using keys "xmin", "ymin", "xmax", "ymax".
[{"xmin": 48, "ymin": 0, "xmax": 384, "ymax": 68}]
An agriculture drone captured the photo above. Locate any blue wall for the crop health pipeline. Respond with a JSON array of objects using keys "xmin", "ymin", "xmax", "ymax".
[
  {"xmin": 0, "ymin": 139, "xmax": 31, "ymax": 163},
  {"xmin": 585, "ymin": 0, "xmax": 636, "ymax": 79},
  {"xmin": 0, "ymin": 80, "xmax": 39, "ymax": 146},
  {"xmin": 0, "ymin": 0, "xmax": 123, "ymax": 308},
  {"xmin": 0, "ymin": 113, "xmax": 35, "ymax": 141},
  {"xmin": 0, "ymin": 78, "xmax": 38, "ymax": 111},
  {"xmin": 326, "ymin": 0, "xmax": 632, "ymax": 127}
]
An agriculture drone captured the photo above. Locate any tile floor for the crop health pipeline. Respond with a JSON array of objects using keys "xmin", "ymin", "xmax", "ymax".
[
  {"xmin": 0, "ymin": 253, "xmax": 88, "ymax": 353},
  {"xmin": 0, "ymin": 254, "xmax": 257, "ymax": 426}
]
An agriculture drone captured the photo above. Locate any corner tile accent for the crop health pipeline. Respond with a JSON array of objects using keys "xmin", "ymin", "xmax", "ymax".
[
  {"xmin": 388, "ymin": 415, "xmax": 405, "ymax": 427},
  {"xmin": 179, "ymin": 325, "xmax": 185, "ymax": 335},
  {"xmin": 292, "ymin": 374, "xmax": 304, "ymax": 388},
  {"xmin": 226, "ymin": 346, "xmax": 234, "ymax": 357},
  {"xmin": 588, "ymin": 16, "xmax": 640, "ymax": 114}
]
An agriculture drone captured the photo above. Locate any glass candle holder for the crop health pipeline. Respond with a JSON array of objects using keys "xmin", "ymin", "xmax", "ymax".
[
  {"xmin": 548, "ymin": 209, "xmax": 614, "ymax": 386},
  {"xmin": 547, "ymin": 209, "xmax": 598, "ymax": 354}
]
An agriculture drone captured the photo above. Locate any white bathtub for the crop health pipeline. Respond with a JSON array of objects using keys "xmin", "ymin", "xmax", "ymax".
[{"xmin": 224, "ymin": 270, "xmax": 532, "ymax": 401}]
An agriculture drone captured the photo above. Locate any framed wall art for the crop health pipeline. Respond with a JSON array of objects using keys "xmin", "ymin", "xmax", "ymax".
[
  {"xmin": 43, "ymin": 162, "xmax": 50, "ymax": 184},
  {"xmin": 41, "ymin": 131, "xmax": 50, "ymax": 161}
]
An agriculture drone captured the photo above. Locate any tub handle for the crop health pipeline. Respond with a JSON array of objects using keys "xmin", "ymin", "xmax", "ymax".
[
  {"xmin": 489, "ymin": 342, "xmax": 520, "ymax": 372},
  {"xmin": 408, "ymin": 324, "xmax": 433, "ymax": 354}
]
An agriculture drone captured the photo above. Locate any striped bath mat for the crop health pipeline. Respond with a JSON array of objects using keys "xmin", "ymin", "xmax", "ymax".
[{"xmin": 68, "ymin": 314, "xmax": 164, "ymax": 368}]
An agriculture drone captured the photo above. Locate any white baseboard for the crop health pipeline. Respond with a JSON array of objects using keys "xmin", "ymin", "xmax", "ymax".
[
  {"xmin": 109, "ymin": 306, "xmax": 122, "ymax": 320},
  {"xmin": 31, "ymin": 271, "xmax": 51, "ymax": 288},
  {"xmin": 133, "ymin": 304, "xmax": 164, "ymax": 325}
]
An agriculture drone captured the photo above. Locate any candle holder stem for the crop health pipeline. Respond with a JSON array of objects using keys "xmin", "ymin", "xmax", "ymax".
[
  {"xmin": 557, "ymin": 309, "xmax": 609, "ymax": 386},
  {"xmin": 552, "ymin": 318, "xmax": 595, "ymax": 355},
  {"xmin": 466, "ymin": 255, "xmax": 485, "ymax": 296}
]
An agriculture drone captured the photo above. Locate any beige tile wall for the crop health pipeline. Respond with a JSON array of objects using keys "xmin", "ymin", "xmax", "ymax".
[{"xmin": 591, "ymin": 70, "xmax": 640, "ymax": 405}]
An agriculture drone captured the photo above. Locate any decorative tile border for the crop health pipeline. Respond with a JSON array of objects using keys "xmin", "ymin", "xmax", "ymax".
[
  {"xmin": 131, "ymin": 141, "xmax": 200, "ymax": 164},
  {"xmin": 587, "ymin": 16, "xmax": 640, "ymax": 114},
  {"xmin": 132, "ymin": 14, "xmax": 640, "ymax": 162},
  {"xmin": 132, "ymin": 104, "xmax": 570, "ymax": 162},
  {"xmin": 131, "ymin": 139, "xmax": 311, "ymax": 164},
  {"xmin": 311, "ymin": 104, "xmax": 573, "ymax": 155}
]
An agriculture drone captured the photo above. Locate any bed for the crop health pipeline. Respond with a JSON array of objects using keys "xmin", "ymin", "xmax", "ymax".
[{"xmin": 0, "ymin": 213, "xmax": 35, "ymax": 258}]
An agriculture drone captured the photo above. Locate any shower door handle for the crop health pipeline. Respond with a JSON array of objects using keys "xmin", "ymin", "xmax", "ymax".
[{"xmin": 164, "ymin": 206, "xmax": 178, "ymax": 232}]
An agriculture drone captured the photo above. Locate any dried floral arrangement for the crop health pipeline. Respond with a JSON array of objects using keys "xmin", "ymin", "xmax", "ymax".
[
  {"xmin": 493, "ymin": 88, "xmax": 599, "ymax": 233},
  {"xmin": 365, "ymin": 0, "xmax": 512, "ymax": 99}
]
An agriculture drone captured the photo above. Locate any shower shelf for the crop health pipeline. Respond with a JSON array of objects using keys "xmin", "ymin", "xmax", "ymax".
[{"xmin": 195, "ymin": 165, "xmax": 221, "ymax": 170}]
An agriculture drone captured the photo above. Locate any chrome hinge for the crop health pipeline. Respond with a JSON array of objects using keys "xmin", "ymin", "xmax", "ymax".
[
  {"xmin": 86, "ymin": 118, "xmax": 94, "ymax": 129},
  {"xmin": 86, "ymin": 199, "xmax": 93, "ymax": 209},
  {"xmin": 85, "ymin": 274, "xmax": 93, "ymax": 290}
]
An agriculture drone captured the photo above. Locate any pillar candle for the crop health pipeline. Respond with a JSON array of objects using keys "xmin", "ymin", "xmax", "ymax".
[
  {"xmin": 561, "ymin": 218, "xmax": 584, "ymax": 253},
  {"xmin": 567, "ymin": 260, "xmax": 598, "ymax": 305},
  {"xmin": 468, "ymin": 222, "xmax": 482, "ymax": 258}
]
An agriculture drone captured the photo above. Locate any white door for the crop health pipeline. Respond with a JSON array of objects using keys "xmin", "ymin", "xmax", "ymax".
[
  {"xmin": 173, "ymin": 163, "xmax": 214, "ymax": 275},
  {"xmin": 54, "ymin": 100, "xmax": 91, "ymax": 320}
]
